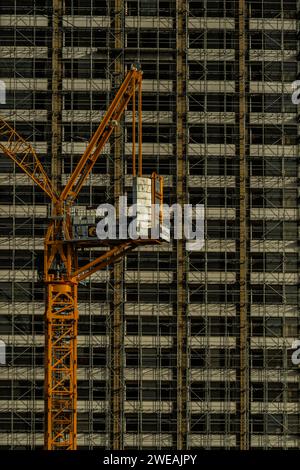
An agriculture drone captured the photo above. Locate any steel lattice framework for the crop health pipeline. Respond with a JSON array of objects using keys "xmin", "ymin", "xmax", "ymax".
[{"xmin": 0, "ymin": 65, "xmax": 161, "ymax": 449}]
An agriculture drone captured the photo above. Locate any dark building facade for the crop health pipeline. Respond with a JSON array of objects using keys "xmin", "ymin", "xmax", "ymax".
[{"xmin": 0, "ymin": 0, "xmax": 299, "ymax": 449}]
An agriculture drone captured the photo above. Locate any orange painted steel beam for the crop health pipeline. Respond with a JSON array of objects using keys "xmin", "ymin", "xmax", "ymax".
[
  {"xmin": 0, "ymin": 118, "xmax": 58, "ymax": 202},
  {"xmin": 72, "ymin": 239, "xmax": 159, "ymax": 283},
  {"xmin": 0, "ymin": 64, "xmax": 162, "ymax": 450},
  {"xmin": 73, "ymin": 242, "xmax": 133, "ymax": 282},
  {"xmin": 45, "ymin": 279, "xmax": 78, "ymax": 450},
  {"xmin": 60, "ymin": 66, "xmax": 143, "ymax": 203}
]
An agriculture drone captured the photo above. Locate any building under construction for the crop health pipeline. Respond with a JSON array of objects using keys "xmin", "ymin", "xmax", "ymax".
[{"xmin": 0, "ymin": 0, "xmax": 299, "ymax": 450}]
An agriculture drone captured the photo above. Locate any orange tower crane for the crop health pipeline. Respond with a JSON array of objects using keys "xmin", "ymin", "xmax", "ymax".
[{"xmin": 0, "ymin": 64, "xmax": 164, "ymax": 450}]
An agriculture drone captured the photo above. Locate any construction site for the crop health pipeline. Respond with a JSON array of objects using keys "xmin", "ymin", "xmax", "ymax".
[{"xmin": 0, "ymin": 0, "xmax": 299, "ymax": 451}]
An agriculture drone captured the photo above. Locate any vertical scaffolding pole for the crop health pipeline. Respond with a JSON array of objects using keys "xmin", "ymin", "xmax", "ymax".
[
  {"xmin": 110, "ymin": 0, "xmax": 125, "ymax": 450},
  {"xmin": 236, "ymin": 0, "xmax": 249, "ymax": 450},
  {"xmin": 50, "ymin": 0, "xmax": 63, "ymax": 193},
  {"xmin": 175, "ymin": 0, "xmax": 188, "ymax": 450}
]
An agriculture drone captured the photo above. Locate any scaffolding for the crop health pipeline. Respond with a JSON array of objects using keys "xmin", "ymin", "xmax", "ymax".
[{"xmin": 0, "ymin": 0, "xmax": 299, "ymax": 450}]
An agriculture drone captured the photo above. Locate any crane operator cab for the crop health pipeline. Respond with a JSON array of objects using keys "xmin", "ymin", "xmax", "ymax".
[{"xmin": 71, "ymin": 172, "xmax": 170, "ymax": 245}]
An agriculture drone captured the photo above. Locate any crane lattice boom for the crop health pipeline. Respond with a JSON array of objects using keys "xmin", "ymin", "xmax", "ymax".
[{"xmin": 0, "ymin": 64, "xmax": 162, "ymax": 450}]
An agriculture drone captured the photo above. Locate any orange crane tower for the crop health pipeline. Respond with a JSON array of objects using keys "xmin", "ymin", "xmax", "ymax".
[{"xmin": 0, "ymin": 65, "xmax": 163, "ymax": 450}]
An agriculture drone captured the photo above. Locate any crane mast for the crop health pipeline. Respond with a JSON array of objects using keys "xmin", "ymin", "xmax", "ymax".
[{"xmin": 0, "ymin": 65, "xmax": 164, "ymax": 450}]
